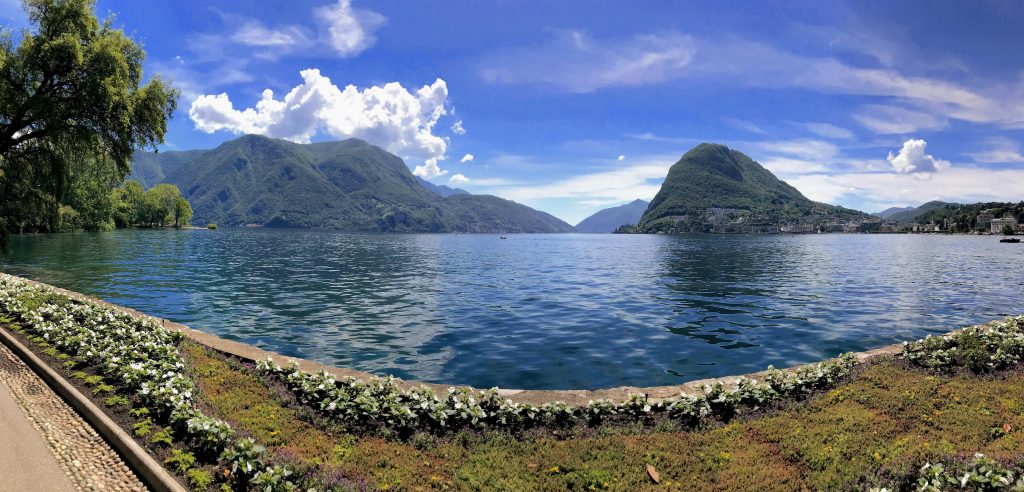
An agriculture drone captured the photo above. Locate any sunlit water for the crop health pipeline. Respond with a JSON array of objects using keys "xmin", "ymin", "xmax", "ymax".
[{"xmin": 2, "ymin": 229, "xmax": 1022, "ymax": 389}]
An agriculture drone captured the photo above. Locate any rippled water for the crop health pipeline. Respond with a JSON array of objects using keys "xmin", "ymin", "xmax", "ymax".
[{"xmin": 2, "ymin": 229, "xmax": 1022, "ymax": 389}]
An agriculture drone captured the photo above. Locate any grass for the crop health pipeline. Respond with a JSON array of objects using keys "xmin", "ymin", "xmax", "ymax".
[{"xmin": 180, "ymin": 340, "xmax": 1024, "ymax": 491}]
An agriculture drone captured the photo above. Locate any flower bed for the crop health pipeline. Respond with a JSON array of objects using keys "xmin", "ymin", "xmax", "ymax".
[
  {"xmin": 0, "ymin": 274, "xmax": 292, "ymax": 491},
  {"xmin": 902, "ymin": 316, "xmax": 1024, "ymax": 372},
  {"xmin": 255, "ymin": 352, "xmax": 859, "ymax": 436}
]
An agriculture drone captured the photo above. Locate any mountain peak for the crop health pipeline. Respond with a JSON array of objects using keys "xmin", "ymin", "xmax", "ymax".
[{"xmin": 636, "ymin": 144, "xmax": 870, "ymax": 232}]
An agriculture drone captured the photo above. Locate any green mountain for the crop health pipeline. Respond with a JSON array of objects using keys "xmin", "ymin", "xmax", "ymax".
[
  {"xmin": 130, "ymin": 135, "xmax": 574, "ymax": 232},
  {"xmin": 575, "ymin": 199, "xmax": 649, "ymax": 233},
  {"xmin": 636, "ymin": 143, "xmax": 870, "ymax": 233},
  {"xmin": 880, "ymin": 201, "xmax": 957, "ymax": 224}
]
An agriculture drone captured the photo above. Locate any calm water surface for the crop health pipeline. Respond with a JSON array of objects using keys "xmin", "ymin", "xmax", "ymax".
[{"xmin": 2, "ymin": 229, "xmax": 1022, "ymax": 389}]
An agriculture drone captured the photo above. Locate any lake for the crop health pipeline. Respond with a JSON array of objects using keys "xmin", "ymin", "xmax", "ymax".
[{"xmin": 2, "ymin": 229, "xmax": 1022, "ymax": 390}]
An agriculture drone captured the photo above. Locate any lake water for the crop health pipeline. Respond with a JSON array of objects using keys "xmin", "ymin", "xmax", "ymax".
[{"xmin": 2, "ymin": 229, "xmax": 1022, "ymax": 390}]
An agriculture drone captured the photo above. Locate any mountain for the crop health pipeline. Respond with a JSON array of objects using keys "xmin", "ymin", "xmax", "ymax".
[
  {"xmin": 874, "ymin": 206, "xmax": 914, "ymax": 219},
  {"xmin": 636, "ymin": 143, "xmax": 871, "ymax": 233},
  {"xmin": 575, "ymin": 199, "xmax": 649, "ymax": 233},
  {"xmin": 130, "ymin": 135, "xmax": 574, "ymax": 232},
  {"xmin": 416, "ymin": 177, "xmax": 469, "ymax": 197},
  {"xmin": 881, "ymin": 201, "xmax": 957, "ymax": 224}
]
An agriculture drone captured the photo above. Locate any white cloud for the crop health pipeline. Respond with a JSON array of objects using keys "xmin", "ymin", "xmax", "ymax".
[
  {"xmin": 449, "ymin": 173, "xmax": 470, "ymax": 184},
  {"xmin": 230, "ymin": 21, "xmax": 311, "ymax": 48},
  {"xmin": 190, "ymin": 69, "xmax": 451, "ymax": 170},
  {"xmin": 482, "ymin": 30, "xmax": 1023, "ymax": 128},
  {"xmin": 966, "ymin": 137, "xmax": 1024, "ymax": 164},
  {"xmin": 450, "ymin": 120, "xmax": 466, "ymax": 135},
  {"xmin": 481, "ymin": 30, "xmax": 696, "ymax": 92},
  {"xmin": 314, "ymin": 0, "xmax": 386, "ymax": 57},
  {"xmin": 887, "ymin": 139, "xmax": 950, "ymax": 174},
  {"xmin": 853, "ymin": 105, "xmax": 948, "ymax": 134},
  {"xmin": 414, "ymin": 159, "xmax": 448, "ymax": 179},
  {"xmin": 787, "ymin": 167, "xmax": 1024, "ymax": 209},
  {"xmin": 802, "ymin": 122, "xmax": 854, "ymax": 140},
  {"xmin": 617, "ymin": 155, "xmax": 625, "ymax": 161},
  {"xmin": 460, "ymin": 153, "xmax": 474, "ymax": 163}
]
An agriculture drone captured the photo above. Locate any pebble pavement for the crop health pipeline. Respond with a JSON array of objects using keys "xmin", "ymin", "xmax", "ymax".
[{"xmin": 0, "ymin": 340, "xmax": 147, "ymax": 491}]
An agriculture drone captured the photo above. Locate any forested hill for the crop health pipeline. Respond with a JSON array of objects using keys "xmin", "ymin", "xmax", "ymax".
[
  {"xmin": 636, "ymin": 143, "xmax": 870, "ymax": 233},
  {"xmin": 131, "ymin": 135, "xmax": 574, "ymax": 233}
]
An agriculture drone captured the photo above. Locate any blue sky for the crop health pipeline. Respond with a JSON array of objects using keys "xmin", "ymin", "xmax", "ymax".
[{"xmin": 5, "ymin": 1, "xmax": 1024, "ymax": 224}]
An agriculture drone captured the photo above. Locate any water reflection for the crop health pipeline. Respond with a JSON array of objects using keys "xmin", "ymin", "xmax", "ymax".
[{"xmin": 2, "ymin": 230, "xmax": 1022, "ymax": 389}]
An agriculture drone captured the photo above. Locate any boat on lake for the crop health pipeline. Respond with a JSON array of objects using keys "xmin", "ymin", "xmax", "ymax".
[{"xmin": 999, "ymin": 237, "xmax": 1021, "ymax": 243}]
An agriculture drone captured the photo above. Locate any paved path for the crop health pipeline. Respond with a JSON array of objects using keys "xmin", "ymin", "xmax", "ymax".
[
  {"xmin": 0, "ymin": 338, "xmax": 146, "ymax": 491},
  {"xmin": 0, "ymin": 375, "xmax": 76, "ymax": 492}
]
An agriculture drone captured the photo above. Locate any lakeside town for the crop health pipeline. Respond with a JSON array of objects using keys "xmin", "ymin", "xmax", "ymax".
[{"xmin": 654, "ymin": 207, "xmax": 1024, "ymax": 235}]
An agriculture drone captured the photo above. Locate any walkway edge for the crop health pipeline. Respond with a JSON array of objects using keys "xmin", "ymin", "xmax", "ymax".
[{"xmin": 0, "ymin": 326, "xmax": 187, "ymax": 492}]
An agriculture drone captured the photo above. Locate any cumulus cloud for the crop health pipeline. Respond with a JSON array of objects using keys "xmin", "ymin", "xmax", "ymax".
[
  {"xmin": 450, "ymin": 120, "xmax": 466, "ymax": 135},
  {"xmin": 190, "ymin": 69, "xmax": 451, "ymax": 171},
  {"xmin": 314, "ymin": 0, "xmax": 386, "ymax": 57},
  {"xmin": 413, "ymin": 159, "xmax": 447, "ymax": 179},
  {"xmin": 887, "ymin": 139, "xmax": 950, "ymax": 174},
  {"xmin": 449, "ymin": 173, "xmax": 470, "ymax": 184},
  {"xmin": 481, "ymin": 30, "xmax": 696, "ymax": 92},
  {"xmin": 460, "ymin": 153, "xmax": 474, "ymax": 163}
]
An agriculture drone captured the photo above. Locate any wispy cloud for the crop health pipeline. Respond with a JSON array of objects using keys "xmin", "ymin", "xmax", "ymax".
[
  {"xmin": 966, "ymin": 137, "xmax": 1024, "ymax": 164},
  {"xmin": 480, "ymin": 30, "xmax": 696, "ymax": 93},
  {"xmin": 473, "ymin": 156, "xmax": 676, "ymax": 210},
  {"xmin": 853, "ymin": 105, "xmax": 948, "ymax": 134},
  {"xmin": 801, "ymin": 122, "xmax": 854, "ymax": 140},
  {"xmin": 722, "ymin": 117, "xmax": 767, "ymax": 135}
]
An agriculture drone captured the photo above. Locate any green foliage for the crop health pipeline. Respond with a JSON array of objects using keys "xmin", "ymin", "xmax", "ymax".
[
  {"xmin": 174, "ymin": 196, "xmax": 192, "ymax": 227},
  {"xmin": 133, "ymin": 418, "xmax": 153, "ymax": 437},
  {"xmin": 104, "ymin": 395, "xmax": 130, "ymax": 407},
  {"xmin": 165, "ymin": 448, "xmax": 196, "ymax": 474},
  {"xmin": 0, "ymin": 0, "xmax": 178, "ymax": 234},
  {"xmin": 187, "ymin": 468, "xmax": 214, "ymax": 490},
  {"xmin": 150, "ymin": 427, "xmax": 173, "ymax": 447},
  {"xmin": 131, "ymin": 135, "xmax": 575, "ymax": 232},
  {"xmin": 206, "ymin": 223, "xmax": 217, "ymax": 230},
  {"xmin": 914, "ymin": 201, "xmax": 1024, "ymax": 232}
]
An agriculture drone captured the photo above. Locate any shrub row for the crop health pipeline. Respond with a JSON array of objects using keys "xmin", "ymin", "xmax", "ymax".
[
  {"xmin": 902, "ymin": 316, "xmax": 1024, "ymax": 372},
  {"xmin": 0, "ymin": 275, "xmax": 293, "ymax": 491},
  {"xmin": 255, "ymin": 352, "xmax": 859, "ymax": 436}
]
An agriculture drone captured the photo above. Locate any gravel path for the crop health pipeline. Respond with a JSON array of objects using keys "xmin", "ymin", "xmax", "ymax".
[{"xmin": 0, "ymin": 339, "xmax": 147, "ymax": 491}]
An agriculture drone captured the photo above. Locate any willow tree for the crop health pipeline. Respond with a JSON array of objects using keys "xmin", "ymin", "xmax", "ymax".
[{"xmin": 0, "ymin": 0, "xmax": 178, "ymax": 234}]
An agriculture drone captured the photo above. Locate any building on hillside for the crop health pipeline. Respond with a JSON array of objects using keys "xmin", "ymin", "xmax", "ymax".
[
  {"xmin": 977, "ymin": 213, "xmax": 995, "ymax": 231},
  {"xmin": 781, "ymin": 224, "xmax": 815, "ymax": 234},
  {"xmin": 991, "ymin": 216, "xmax": 1019, "ymax": 234}
]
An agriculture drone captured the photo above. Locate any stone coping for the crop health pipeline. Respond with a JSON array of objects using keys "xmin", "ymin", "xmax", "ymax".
[{"xmin": 8, "ymin": 274, "xmax": 914, "ymax": 407}]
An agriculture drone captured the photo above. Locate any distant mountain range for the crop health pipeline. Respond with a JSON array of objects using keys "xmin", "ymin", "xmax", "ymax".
[
  {"xmin": 130, "ymin": 135, "xmax": 574, "ymax": 232},
  {"xmin": 575, "ymin": 199, "xmax": 649, "ymax": 233},
  {"xmin": 635, "ymin": 143, "xmax": 871, "ymax": 233},
  {"xmin": 416, "ymin": 177, "xmax": 469, "ymax": 197},
  {"xmin": 873, "ymin": 201, "xmax": 957, "ymax": 224}
]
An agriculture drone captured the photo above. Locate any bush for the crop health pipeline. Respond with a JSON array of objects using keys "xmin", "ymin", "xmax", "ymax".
[{"xmin": 207, "ymin": 223, "xmax": 217, "ymax": 230}]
